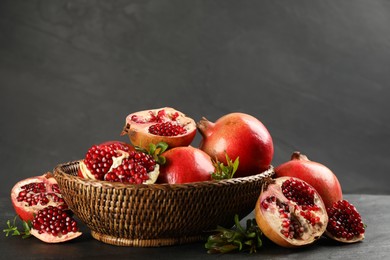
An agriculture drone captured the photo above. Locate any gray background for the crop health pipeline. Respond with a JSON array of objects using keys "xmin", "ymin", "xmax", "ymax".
[{"xmin": 1, "ymin": 0, "xmax": 389, "ymax": 195}]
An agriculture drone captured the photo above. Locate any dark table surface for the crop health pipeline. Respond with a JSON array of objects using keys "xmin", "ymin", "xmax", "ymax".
[{"xmin": 0, "ymin": 193, "xmax": 388, "ymax": 259}]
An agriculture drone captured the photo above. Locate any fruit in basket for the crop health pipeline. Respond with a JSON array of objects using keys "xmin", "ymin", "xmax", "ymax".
[
  {"xmin": 79, "ymin": 141, "xmax": 160, "ymax": 184},
  {"xmin": 274, "ymin": 151, "xmax": 342, "ymax": 209},
  {"xmin": 255, "ymin": 177, "xmax": 328, "ymax": 248},
  {"xmin": 325, "ymin": 200, "xmax": 365, "ymax": 243},
  {"xmin": 157, "ymin": 146, "xmax": 215, "ymax": 184},
  {"xmin": 78, "ymin": 141, "xmax": 134, "ymax": 180},
  {"xmin": 10, "ymin": 173, "xmax": 68, "ymax": 222},
  {"xmin": 30, "ymin": 205, "xmax": 82, "ymax": 243},
  {"xmin": 121, "ymin": 107, "xmax": 196, "ymax": 150},
  {"xmin": 197, "ymin": 112, "xmax": 273, "ymax": 178}
]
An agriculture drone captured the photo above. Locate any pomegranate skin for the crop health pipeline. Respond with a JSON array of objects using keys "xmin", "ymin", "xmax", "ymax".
[
  {"xmin": 275, "ymin": 152, "xmax": 343, "ymax": 209},
  {"xmin": 157, "ymin": 146, "xmax": 215, "ymax": 184},
  {"xmin": 197, "ymin": 113, "xmax": 274, "ymax": 178}
]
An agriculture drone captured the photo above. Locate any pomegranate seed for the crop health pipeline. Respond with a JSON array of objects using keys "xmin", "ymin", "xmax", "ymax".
[
  {"xmin": 104, "ymin": 151, "xmax": 156, "ymax": 184},
  {"xmin": 31, "ymin": 206, "xmax": 78, "ymax": 237},
  {"xmin": 282, "ymin": 178, "xmax": 316, "ymax": 207},
  {"xmin": 148, "ymin": 122, "xmax": 187, "ymax": 136},
  {"xmin": 326, "ymin": 200, "xmax": 365, "ymax": 240}
]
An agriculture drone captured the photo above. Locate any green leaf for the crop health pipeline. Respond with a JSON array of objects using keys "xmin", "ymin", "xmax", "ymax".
[
  {"xmin": 3, "ymin": 216, "xmax": 32, "ymax": 239},
  {"xmin": 134, "ymin": 142, "xmax": 168, "ymax": 165},
  {"xmin": 205, "ymin": 214, "xmax": 263, "ymax": 254},
  {"xmin": 211, "ymin": 153, "xmax": 240, "ymax": 180},
  {"xmin": 155, "ymin": 142, "xmax": 168, "ymax": 154},
  {"xmin": 148, "ymin": 143, "xmax": 156, "ymax": 156}
]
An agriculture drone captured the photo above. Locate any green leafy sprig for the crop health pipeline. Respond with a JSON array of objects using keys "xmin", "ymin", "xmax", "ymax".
[
  {"xmin": 135, "ymin": 142, "xmax": 168, "ymax": 165},
  {"xmin": 3, "ymin": 216, "xmax": 32, "ymax": 239},
  {"xmin": 211, "ymin": 153, "xmax": 239, "ymax": 180},
  {"xmin": 205, "ymin": 214, "xmax": 263, "ymax": 254}
]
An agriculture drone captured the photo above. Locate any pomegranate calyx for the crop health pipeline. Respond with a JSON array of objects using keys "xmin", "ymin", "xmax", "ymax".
[
  {"xmin": 196, "ymin": 117, "xmax": 215, "ymax": 138},
  {"xmin": 291, "ymin": 151, "xmax": 309, "ymax": 161},
  {"xmin": 211, "ymin": 153, "xmax": 239, "ymax": 180}
]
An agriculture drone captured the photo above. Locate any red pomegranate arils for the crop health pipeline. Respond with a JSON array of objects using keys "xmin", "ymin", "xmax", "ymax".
[{"xmin": 326, "ymin": 200, "xmax": 365, "ymax": 242}]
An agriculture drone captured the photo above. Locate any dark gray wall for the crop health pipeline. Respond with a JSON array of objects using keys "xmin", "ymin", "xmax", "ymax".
[{"xmin": 1, "ymin": 0, "xmax": 389, "ymax": 195}]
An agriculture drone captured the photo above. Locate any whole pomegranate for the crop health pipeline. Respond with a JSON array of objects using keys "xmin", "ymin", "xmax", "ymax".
[
  {"xmin": 255, "ymin": 177, "xmax": 328, "ymax": 248},
  {"xmin": 275, "ymin": 151, "xmax": 342, "ymax": 209},
  {"xmin": 78, "ymin": 141, "xmax": 159, "ymax": 184},
  {"xmin": 197, "ymin": 113, "xmax": 273, "ymax": 178},
  {"xmin": 11, "ymin": 173, "xmax": 68, "ymax": 222},
  {"xmin": 30, "ymin": 205, "xmax": 82, "ymax": 243},
  {"xmin": 121, "ymin": 107, "xmax": 196, "ymax": 150},
  {"xmin": 157, "ymin": 146, "xmax": 215, "ymax": 184},
  {"xmin": 326, "ymin": 200, "xmax": 365, "ymax": 243}
]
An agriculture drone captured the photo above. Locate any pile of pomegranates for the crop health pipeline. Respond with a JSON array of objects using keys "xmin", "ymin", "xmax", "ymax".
[
  {"xmin": 266, "ymin": 152, "xmax": 365, "ymax": 246},
  {"xmin": 6, "ymin": 106, "xmax": 366, "ymax": 249}
]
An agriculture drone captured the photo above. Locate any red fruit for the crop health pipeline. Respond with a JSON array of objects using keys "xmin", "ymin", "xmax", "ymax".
[
  {"xmin": 11, "ymin": 173, "xmax": 68, "ymax": 222},
  {"xmin": 157, "ymin": 146, "xmax": 215, "ymax": 184},
  {"xmin": 197, "ymin": 113, "xmax": 273, "ymax": 178},
  {"xmin": 275, "ymin": 151, "xmax": 343, "ymax": 209},
  {"xmin": 78, "ymin": 141, "xmax": 134, "ymax": 180},
  {"xmin": 255, "ymin": 177, "xmax": 328, "ymax": 248},
  {"xmin": 121, "ymin": 107, "xmax": 196, "ymax": 150},
  {"xmin": 326, "ymin": 200, "xmax": 365, "ymax": 243},
  {"xmin": 79, "ymin": 141, "xmax": 159, "ymax": 184},
  {"xmin": 30, "ymin": 205, "xmax": 82, "ymax": 243}
]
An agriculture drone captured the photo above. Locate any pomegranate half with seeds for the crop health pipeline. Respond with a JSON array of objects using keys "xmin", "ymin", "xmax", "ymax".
[
  {"xmin": 121, "ymin": 107, "xmax": 196, "ymax": 150},
  {"xmin": 30, "ymin": 205, "xmax": 82, "ymax": 243},
  {"xmin": 11, "ymin": 173, "xmax": 68, "ymax": 222},
  {"xmin": 255, "ymin": 177, "xmax": 328, "ymax": 248},
  {"xmin": 326, "ymin": 200, "xmax": 365, "ymax": 243},
  {"xmin": 78, "ymin": 141, "xmax": 160, "ymax": 184}
]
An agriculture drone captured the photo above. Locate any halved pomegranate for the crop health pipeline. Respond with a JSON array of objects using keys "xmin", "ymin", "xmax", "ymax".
[
  {"xmin": 11, "ymin": 173, "xmax": 68, "ymax": 222},
  {"xmin": 255, "ymin": 177, "xmax": 328, "ymax": 248},
  {"xmin": 121, "ymin": 107, "xmax": 196, "ymax": 150},
  {"xmin": 30, "ymin": 205, "xmax": 82, "ymax": 243},
  {"xmin": 326, "ymin": 200, "xmax": 365, "ymax": 243},
  {"xmin": 157, "ymin": 146, "xmax": 215, "ymax": 184},
  {"xmin": 78, "ymin": 141, "xmax": 159, "ymax": 184}
]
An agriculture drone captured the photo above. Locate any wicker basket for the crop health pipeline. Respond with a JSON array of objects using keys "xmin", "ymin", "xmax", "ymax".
[{"xmin": 53, "ymin": 160, "xmax": 274, "ymax": 247}]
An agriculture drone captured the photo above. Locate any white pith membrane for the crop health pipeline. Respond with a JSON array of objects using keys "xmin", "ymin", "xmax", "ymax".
[
  {"xmin": 124, "ymin": 107, "xmax": 196, "ymax": 135},
  {"xmin": 79, "ymin": 150, "xmax": 159, "ymax": 184},
  {"xmin": 259, "ymin": 177, "xmax": 328, "ymax": 246}
]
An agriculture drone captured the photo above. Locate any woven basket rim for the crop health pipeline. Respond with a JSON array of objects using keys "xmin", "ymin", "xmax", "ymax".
[{"xmin": 53, "ymin": 160, "xmax": 274, "ymax": 191}]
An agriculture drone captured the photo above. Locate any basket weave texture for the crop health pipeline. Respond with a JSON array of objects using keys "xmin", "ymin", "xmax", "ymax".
[{"xmin": 53, "ymin": 160, "xmax": 274, "ymax": 247}]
